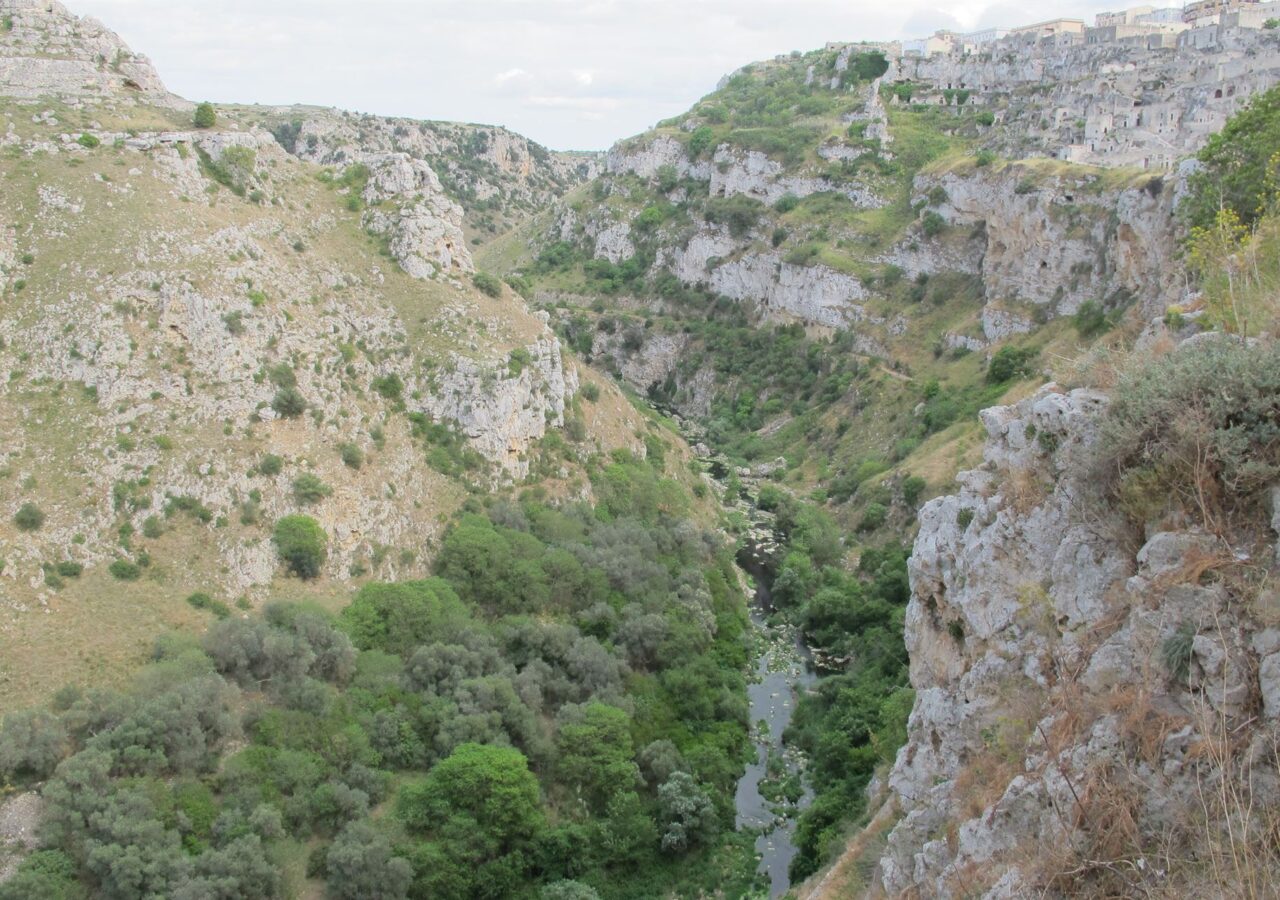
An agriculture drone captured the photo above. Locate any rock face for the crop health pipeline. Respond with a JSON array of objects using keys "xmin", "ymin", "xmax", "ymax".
[
  {"xmin": 360, "ymin": 152, "xmax": 474, "ymax": 278},
  {"xmin": 916, "ymin": 162, "xmax": 1180, "ymax": 335},
  {"xmin": 0, "ymin": 0, "xmax": 178, "ymax": 105},
  {"xmin": 876, "ymin": 383, "xmax": 1280, "ymax": 898},
  {"xmin": 276, "ymin": 109, "xmax": 599, "ymax": 236}
]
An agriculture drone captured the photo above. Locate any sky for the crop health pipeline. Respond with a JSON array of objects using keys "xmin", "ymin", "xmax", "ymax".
[{"xmin": 72, "ymin": 0, "xmax": 1120, "ymax": 151}]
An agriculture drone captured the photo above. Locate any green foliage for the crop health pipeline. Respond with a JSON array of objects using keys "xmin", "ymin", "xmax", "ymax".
[
  {"xmin": 108, "ymin": 559, "xmax": 142, "ymax": 581},
  {"xmin": 186, "ymin": 592, "xmax": 231, "ymax": 619},
  {"xmin": 271, "ymin": 387, "xmax": 308, "ymax": 418},
  {"xmin": 473, "ymin": 271, "xmax": 503, "ymax": 297},
  {"xmin": 986, "ymin": 345, "xmax": 1038, "ymax": 383},
  {"xmin": 339, "ymin": 442, "xmax": 364, "ymax": 470},
  {"xmin": 340, "ymin": 578, "xmax": 469, "ymax": 655},
  {"xmin": 1184, "ymin": 84, "xmax": 1280, "ymax": 230},
  {"xmin": 1162, "ymin": 623, "xmax": 1196, "ymax": 685},
  {"xmin": 326, "ymin": 821, "xmax": 412, "ymax": 900},
  {"xmin": 398, "ymin": 743, "xmax": 545, "ymax": 896},
  {"xmin": 371, "ymin": 373, "xmax": 404, "ymax": 403},
  {"xmin": 258, "ymin": 453, "xmax": 284, "ymax": 476},
  {"xmin": 975, "ymin": 149, "xmax": 996, "ymax": 167},
  {"xmin": 193, "ymin": 102, "xmax": 216, "ymax": 129},
  {"xmin": 273, "ymin": 514, "xmax": 328, "ymax": 578},
  {"xmin": 857, "ymin": 501, "xmax": 887, "ymax": 532},
  {"xmin": 1072, "ymin": 300, "xmax": 1111, "ymax": 337},
  {"xmin": 580, "ymin": 382, "xmax": 601, "ymax": 402},
  {"xmin": 686, "ymin": 126, "xmax": 716, "ymax": 159},
  {"xmin": 556, "ymin": 702, "xmax": 639, "ymax": 811},
  {"xmin": 14, "ymin": 501, "xmax": 44, "ymax": 531},
  {"xmin": 704, "ymin": 194, "xmax": 767, "ymax": 238},
  {"xmin": 292, "ymin": 473, "xmax": 332, "ymax": 505},
  {"xmin": 920, "ymin": 210, "xmax": 946, "ymax": 236},
  {"xmin": 75, "ymin": 133, "xmax": 100, "ymax": 149},
  {"xmin": 1102, "ymin": 340, "xmax": 1280, "ymax": 506}
]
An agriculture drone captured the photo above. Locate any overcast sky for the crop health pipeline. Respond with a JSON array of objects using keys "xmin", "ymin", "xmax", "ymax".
[{"xmin": 72, "ymin": 0, "xmax": 1117, "ymax": 150}]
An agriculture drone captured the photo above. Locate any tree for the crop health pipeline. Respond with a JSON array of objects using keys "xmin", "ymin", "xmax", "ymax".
[
  {"xmin": 397, "ymin": 743, "xmax": 544, "ymax": 897},
  {"xmin": 273, "ymin": 515, "xmax": 327, "ymax": 579},
  {"xmin": 0, "ymin": 709, "xmax": 67, "ymax": 781},
  {"xmin": 14, "ymin": 501, "xmax": 45, "ymax": 531},
  {"xmin": 340, "ymin": 578, "xmax": 469, "ymax": 655},
  {"xmin": 325, "ymin": 821, "xmax": 411, "ymax": 900},
  {"xmin": 656, "ymin": 772, "xmax": 718, "ymax": 853},
  {"xmin": 555, "ymin": 702, "xmax": 639, "ymax": 812},
  {"xmin": 271, "ymin": 387, "xmax": 307, "ymax": 418},
  {"xmin": 193, "ymin": 102, "xmax": 216, "ymax": 129},
  {"xmin": 1184, "ymin": 84, "xmax": 1280, "ymax": 229}
]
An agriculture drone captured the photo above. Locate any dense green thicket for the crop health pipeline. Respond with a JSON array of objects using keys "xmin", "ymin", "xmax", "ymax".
[{"xmin": 0, "ymin": 454, "xmax": 760, "ymax": 900}]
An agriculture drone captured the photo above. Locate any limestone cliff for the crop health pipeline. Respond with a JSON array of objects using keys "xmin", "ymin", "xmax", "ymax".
[
  {"xmin": 0, "ymin": 0, "xmax": 179, "ymax": 106},
  {"xmin": 871, "ymin": 366, "xmax": 1280, "ymax": 898}
]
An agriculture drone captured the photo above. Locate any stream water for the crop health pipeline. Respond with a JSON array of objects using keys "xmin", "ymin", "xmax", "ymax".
[
  {"xmin": 732, "ymin": 543, "xmax": 818, "ymax": 897},
  {"xmin": 652, "ymin": 402, "xmax": 819, "ymax": 896}
]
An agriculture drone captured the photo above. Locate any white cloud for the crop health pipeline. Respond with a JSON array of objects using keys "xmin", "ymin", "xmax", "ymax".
[
  {"xmin": 493, "ymin": 67, "xmax": 531, "ymax": 85},
  {"xmin": 69, "ymin": 0, "xmax": 1120, "ymax": 150}
]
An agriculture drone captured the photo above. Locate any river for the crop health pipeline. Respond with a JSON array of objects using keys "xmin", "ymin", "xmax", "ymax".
[{"xmin": 732, "ymin": 539, "xmax": 818, "ymax": 897}]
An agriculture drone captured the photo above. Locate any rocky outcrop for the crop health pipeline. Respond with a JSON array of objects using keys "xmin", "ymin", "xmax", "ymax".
[
  {"xmin": 877, "ymin": 382, "xmax": 1280, "ymax": 898},
  {"xmin": 422, "ymin": 333, "xmax": 577, "ymax": 476},
  {"xmin": 916, "ymin": 162, "xmax": 1180, "ymax": 337},
  {"xmin": 0, "ymin": 0, "xmax": 179, "ymax": 105},
  {"xmin": 360, "ymin": 152, "xmax": 473, "ymax": 277},
  {"xmin": 279, "ymin": 110, "xmax": 598, "ymax": 234}
]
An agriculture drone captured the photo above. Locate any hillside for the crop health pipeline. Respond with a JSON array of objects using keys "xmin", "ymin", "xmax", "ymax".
[{"xmin": 0, "ymin": 0, "xmax": 641, "ymax": 713}]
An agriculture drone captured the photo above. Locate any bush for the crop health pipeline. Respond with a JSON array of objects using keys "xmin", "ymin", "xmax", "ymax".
[
  {"xmin": 902, "ymin": 476, "xmax": 927, "ymax": 507},
  {"xmin": 686, "ymin": 125, "xmax": 716, "ymax": 159},
  {"xmin": 14, "ymin": 502, "xmax": 45, "ymax": 531},
  {"xmin": 1184, "ymin": 84, "xmax": 1280, "ymax": 229},
  {"xmin": 258, "ymin": 453, "xmax": 284, "ymax": 476},
  {"xmin": 339, "ymin": 443, "xmax": 363, "ymax": 470},
  {"xmin": 920, "ymin": 211, "xmax": 946, "ymax": 237},
  {"xmin": 187, "ymin": 592, "xmax": 231, "ymax": 619},
  {"xmin": 76, "ymin": 133, "xmax": 100, "ymax": 149},
  {"xmin": 580, "ymin": 383, "xmax": 600, "ymax": 402},
  {"xmin": 975, "ymin": 150, "xmax": 996, "ymax": 167},
  {"xmin": 473, "ymin": 272, "xmax": 503, "ymax": 297},
  {"xmin": 55, "ymin": 561, "xmax": 83, "ymax": 578},
  {"xmin": 193, "ymin": 102, "xmax": 217, "ymax": 129},
  {"xmin": 1072, "ymin": 300, "xmax": 1110, "ymax": 338},
  {"xmin": 371, "ymin": 374, "xmax": 404, "ymax": 402},
  {"xmin": 273, "ymin": 515, "xmax": 328, "ymax": 578},
  {"xmin": 1102, "ymin": 340, "xmax": 1280, "ymax": 503},
  {"xmin": 986, "ymin": 346, "xmax": 1037, "ymax": 383},
  {"xmin": 109, "ymin": 559, "xmax": 142, "ymax": 581},
  {"xmin": 705, "ymin": 195, "xmax": 766, "ymax": 238},
  {"xmin": 293, "ymin": 474, "xmax": 333, "ymax": 505},
  {"xmin": 271, "ymin": 387, "xmax": 308, "ymax": 418},
  {"xmin": 858, "ymin": 502, "xmax": 888, "ymax": 532}
]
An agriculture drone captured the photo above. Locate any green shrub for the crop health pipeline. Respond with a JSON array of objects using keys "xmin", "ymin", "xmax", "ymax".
[
  {"xmin": 14, "ymin": 502, "xmax": 44, "ymax": 531},
  {"xmin": 858, "ymin": 502, "xmax": 887, "ymax": 532},
  {"xmin": 109, "ymin": 559, "xmax": 142, "ymax": 581},
  {"xmin": 975, "ymin": 150, "xmax": 996, "ymax": 167},
  {"xmin": 1162, "ymin": 623, "xmax": 1196, "ymax": 684},
  {"xmin": 186, "ymin": 592, "xmax": 231, "ymax": 619},
  {"xmin": 272, "ymin": 514, "xmax": 328, "ymax": 578},
  {"xmin": 371, "ymin": 373, "xmax": 404, "ymax": 403},
  {"xmin": 76, "ymin": 133, "xmax": 100, "ymax": 149},
  {"xmin": 292, "ymin": 474, "xmax": 333, "ymax": 505},
  {"xmin": 986, "ymin": 346, "xmax": 1037, "ymax": 383},
  {"xmin": 271, "ymin": 387, "xmax": 308, "ymax": 418},
  {"xmin": 774, "ymin": 194, "xmax": 799, "ymax": 213},
  {"xmin": 956, "ymin": 508, "xmax": 975, "ymax": 528},
  {"xmin": 1072, "ymin": 300, "xmax": 1110, "ymax": 338},
  {"xmin": 193, "ymin": 102, "xmax": 217, "ymax": 129},
  {"xmin": 1184, "ymin": 84, "xmax": 1280, "ymax": 229},
  {"xmin": 902, "ymin": 476, "xmax": 927, "ymax": 507},
  {"xmin": 1101, "ymin": 340, "xmax": 1280, "ymax": 502},
  {"xmin": 473, "ymin": 272, "xmax": 503, "ymax": 297},
  {"xmin": 339, "ymin": 442, "xmax": 363, "ymax": 470},
  {"xmin": 55, "ymin": 561, "xmax": 83, "ymax": 578},
  {"xmin": 580, "ymin": 383, "xmax": 601, "ymax": 402},
  {"xmin": 258, "ymin": 453, "xmax": 284, "ymax": 476},
  {"xmin": 705, "ymin": 195, "xmax": 766, "ymax": 238},
  {"xmin": 920, "ymin": 211, "xmax": 946, "ymax": 237},
  {"xmin": 687, "ymin": 125, "xmax": 716, "ymax": 159}
]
